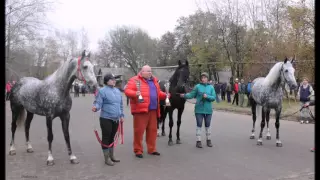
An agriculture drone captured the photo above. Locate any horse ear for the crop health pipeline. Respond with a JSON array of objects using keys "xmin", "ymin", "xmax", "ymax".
[
  {"xmin": 178, "ymin": 60, "xmax": 182, "ymax": 66},
  {"xmin": 284, "ymin": 57, "xmax": 288, "ymax": 63}
]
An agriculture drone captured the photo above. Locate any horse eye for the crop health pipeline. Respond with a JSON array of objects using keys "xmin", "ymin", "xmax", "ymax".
[
  {"xmin": 285, "ymin": 69, "xmax": 288, "ymax": 73},
  {"xmin": 83, "ymin": 66, "xmax": 88, "ymax": 70}
]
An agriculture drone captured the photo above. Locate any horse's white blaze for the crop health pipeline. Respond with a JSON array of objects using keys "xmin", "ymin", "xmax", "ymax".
[{"xmin": 70, "ymin": 154, "xmax": 77, "ymax": 160}]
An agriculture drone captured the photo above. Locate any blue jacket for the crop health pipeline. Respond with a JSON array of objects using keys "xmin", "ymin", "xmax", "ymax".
[
  {"xmin": 93, "ymin": 86, "xmax": 124, "ymax": 121},
  {"xmin": 247, "ymin": 82, "xmax": 252, "ymax": 93}
]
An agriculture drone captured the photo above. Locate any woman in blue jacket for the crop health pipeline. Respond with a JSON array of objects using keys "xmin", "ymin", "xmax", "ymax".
[{"xmin": 92, "ymin": 73, "xmax": 124, "ymax": 166}]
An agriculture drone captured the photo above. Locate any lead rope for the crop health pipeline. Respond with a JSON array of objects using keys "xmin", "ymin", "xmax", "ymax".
[{"xmin": 92, "ymin": 107, "xmax": 124, "ymax": 148}]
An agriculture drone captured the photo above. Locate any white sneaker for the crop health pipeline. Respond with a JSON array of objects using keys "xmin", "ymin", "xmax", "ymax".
[
  {"xmin": 306, "ymin": 121, "xmax": 309, "ymax": 124},
  {"xmin": 300, "ymin": 120, "xmax": 304, "ymax": 124}
]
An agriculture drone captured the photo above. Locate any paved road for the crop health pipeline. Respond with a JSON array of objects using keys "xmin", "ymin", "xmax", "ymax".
[{"xmin": 6, "ymin": 95, "xmax": 314, "ymax": 180}]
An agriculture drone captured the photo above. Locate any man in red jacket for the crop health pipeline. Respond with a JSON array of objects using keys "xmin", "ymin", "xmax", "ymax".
[{"xmin": 125, "ymin": 65, "xmax": 167, "ymax": 158}]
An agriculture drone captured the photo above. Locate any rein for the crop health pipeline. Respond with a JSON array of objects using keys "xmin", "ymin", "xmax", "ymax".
[
  {"xmin": 77, "ymin": 57, "xmax": 87, "ymax": 85},
  {"xmin": 92, "ymin": 111, "xmax": 124, "ymax": 148}
]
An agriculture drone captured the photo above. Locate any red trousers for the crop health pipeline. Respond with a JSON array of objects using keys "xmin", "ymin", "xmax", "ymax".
[{"xmin": 133, "ymin": 110, "xmax": 157, "ymax": 154}]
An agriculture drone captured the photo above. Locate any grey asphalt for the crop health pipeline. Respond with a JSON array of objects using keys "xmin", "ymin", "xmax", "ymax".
[{"xmin": 6, "ymin": 95, "xmax": 314, "ymax": 180}]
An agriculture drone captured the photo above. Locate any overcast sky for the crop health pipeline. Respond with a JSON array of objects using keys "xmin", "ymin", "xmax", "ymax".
[{"xmin": 47, "ymin": 0, "xmax": 202, "ymax": 51}]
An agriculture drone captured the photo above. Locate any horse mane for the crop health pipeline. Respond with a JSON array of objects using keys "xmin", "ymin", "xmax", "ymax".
[
  {"xmin": 169, "ymin": 65, "xmax": 184, "ymax": 86},
  {"xmin": 44, "ymin": 58, "xmax": 77, "ymax": 83},
  {"xmin": 264, "ymin": 62, "xmax": 283, "ymax": 87}
]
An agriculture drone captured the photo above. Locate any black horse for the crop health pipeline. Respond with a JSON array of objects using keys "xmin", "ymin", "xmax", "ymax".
[{"xmin": 157, "ymin": 60, "xmax": 190, "ymax": 146}]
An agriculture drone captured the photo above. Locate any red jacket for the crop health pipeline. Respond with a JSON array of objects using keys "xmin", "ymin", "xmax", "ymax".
[
  {"xmin": 6, "ymin": 83, "xmax": 11, "ymax": 92},
  {"xmin": 124, "ymin": 73, "xmax": 166, "ymax": 117},
  {"xmin": 234, "ymin": 83, "xmax": 239, "ymax": 93}
]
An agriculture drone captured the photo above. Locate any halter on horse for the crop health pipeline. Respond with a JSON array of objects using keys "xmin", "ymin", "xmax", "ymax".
[
  {"xmin": 9, "ymin": 50, "xmax": 97, "ymax": 166},
  {"xmin": 158, "ymin": 60, "xmax": 190, "ymax": 146},
  {"xmin": 249, "ymin": 57, "xmax": 298, "ymax": 147}
]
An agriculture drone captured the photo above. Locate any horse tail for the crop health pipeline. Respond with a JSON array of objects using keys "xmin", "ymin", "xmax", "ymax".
[{"xmin": 15, "ymin": 109, "xmax": 26, "ymax": 128}]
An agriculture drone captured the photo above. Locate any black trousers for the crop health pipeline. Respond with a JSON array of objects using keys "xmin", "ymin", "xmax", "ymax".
[
  {"xmin": 100, "ymin": 118, "xmax": 119, "ymax": 150},
  {"xmin": 232, "ymin": 93, "xmax": 239, "ymax": 105},
  {"xmin": 221, "ymin": 91, "xmax": 226, "ymax": 101}
]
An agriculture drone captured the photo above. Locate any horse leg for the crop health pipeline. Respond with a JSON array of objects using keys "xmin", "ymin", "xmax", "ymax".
[
  {"xmin": 9, "ymin": 108, "xmax": 20, "ymax": 155},
  {"xmin": 176, "ymin": 107, "xmax": 184, "ymax": 144},
  {"xmin": 168, "ymin": 109, "xmax": 174, "ymax": 146},
  {"xmin": 157, "ymin": 117, "xmax": 161, "ymax": 137},
  {"xmin": 257, "ymin": 106, "xmax": 266, "ymax": 146},
  {"xmin": 25, "ymin": 111, "xmax": 34, "ymax": 153},
  {"xmin": 161, "ymin": 107, "xmax": 168, "ymax": 136},
  {"xmin": 46, "ymin": 117, "xmax": 55, "ymax": 166},
  {"xmin": 265, "ymin": 108, "xmax": 271, "ymax": 140},
  {"xmin": 275, "ymin": 107, "xmax": 282, "ymax": 147},
  {"xmin": 60, "ymin": 112, "xmax": 79, "ymax": 164},
  {"xmin": 250, "ymin": 98, "xmax": 256, "ymax": 139}
]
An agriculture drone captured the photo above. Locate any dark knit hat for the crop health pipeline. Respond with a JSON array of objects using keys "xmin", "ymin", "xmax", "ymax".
[{"xmin": 103, "ymin": 73, "xmax": 115, "ymax": 84}]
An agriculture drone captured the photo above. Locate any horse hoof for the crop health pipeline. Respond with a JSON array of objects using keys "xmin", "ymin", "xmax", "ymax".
[
  {"xmin": 266, "ymin": 136, "xmax": 271, "ymax": 140},
  {"xmin": 276, "ymin": 143, "xmax": 283, "ymax": 147},
  {"xmin": 27, "ymin": 148, "xmax": 34, "ymax": 153},
  {"xmin": 176, "ymin": 139, "xmax": 181, "ymax": 144},
  {"xmin": 161, "ymin": 132, "xmax": 166, "ymax": 136},
  {"xmin": 250, "ymin": 135, "xmax": 255, "ymax": 139},
  {"xmin": 9, "ymin": 150, "xmax": 16, "ymax": 156},
  {"xmin": 70, "ymin": 159, "xmax": 79, "ymax": 164},
  {"xmin": 47, "ymin": 160, "xmax": 55, "ymax": 166},
  {"xmin": 257, "ymin": 141, "xmax": 263, "ymax": 146},
  {"xmin": 168, "ymin": 140, "xmax": 173, "ymax": 146}
]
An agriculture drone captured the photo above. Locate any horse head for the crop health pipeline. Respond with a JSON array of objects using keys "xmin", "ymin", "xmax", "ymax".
[
  {"xmin": 76, "ymin": 50, "xmax": 98, "ymax": 88},
  {"xmin": 170, "ymin": 59, "xmax": 190, "ymax": 93},
  {"xmin": 281, "ymin": 57, "xmax": 298, "ymax": 90}
]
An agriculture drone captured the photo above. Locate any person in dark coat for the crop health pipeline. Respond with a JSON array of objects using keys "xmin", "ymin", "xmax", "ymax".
[
  {"xmin": 221, "ymin": 82, "xmax": 227, "ymax": 101},
  {"xmin": 74, "ymin": 83, "xmax": 80, "ymax": 97},
  {"xmin": 81, "ymin": 85, "xmax": 86, "ymax": 96}
]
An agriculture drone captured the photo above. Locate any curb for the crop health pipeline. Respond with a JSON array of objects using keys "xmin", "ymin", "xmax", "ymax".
[{"xmin": 214, "ymin": 107, "xmax": 313, "ymax": 122}]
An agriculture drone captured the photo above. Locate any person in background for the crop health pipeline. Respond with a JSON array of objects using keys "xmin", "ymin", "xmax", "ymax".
[
  {"xmin": 221, "ymin": 82, "xmax": 227, "ymax": 101},
  {"xmin": 92, "ymin": 73, "xmax": 124, "ymax": 166},
  {"xmin": 214, "ymin": 82, "xmax": 221, "ymax": 103},
  {"xmin": 6, "ymin": 81, "xmax": 12, "ymax": 101},
  {"xmin": 81, "ymin": 85, "xmax": 86, "ymax": 97},
  {"xmin": 123, "ymin": 83, "xmax": 130, "ymax": 106},
  {"xmin": 124, "ymin": 65, "xmax": 167, "ymax": 158},
  {"xmin": 74, "ymin": 83, "xmax": 79, "ymax": 97},
  {"xmin": 180, "ymin": 72, "xmax": 216, "ymax": 148},
  {"xmin": 232, "ymin": 78, "xmax": 239, "ymax": 106},
  {"xmin": 239, "ymin": 79, "xmax": 246, "ymax": 107},
  {"xmin": 297, "ymin": 77, "xmax": 314, "ymax": 124},
  {"xmin": 226, "ymin": 81, "xmax": 232, "ymax": 103},
  {"xmin": 246, "ymin": 79, "xmax": 252, "ymax": 107}
]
